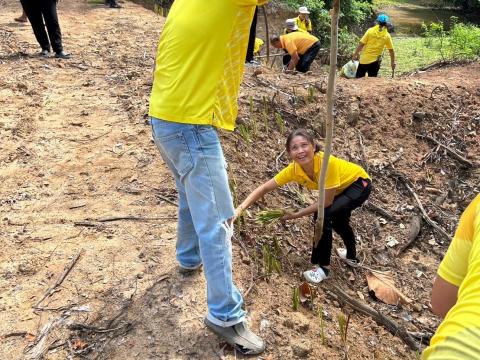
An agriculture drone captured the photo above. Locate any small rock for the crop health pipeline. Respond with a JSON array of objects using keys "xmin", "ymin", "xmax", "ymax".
[{"xmin": 292, "ymin": 340, "xmax": 311, "ymax": 358}]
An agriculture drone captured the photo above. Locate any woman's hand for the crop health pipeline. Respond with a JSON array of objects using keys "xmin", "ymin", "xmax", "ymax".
[
  {"xmin": 281, "ymin": 211, "xmax": 298, "ymax": 221},
  {"xmin": 233, "ymin": 206, "xmax": 243, "ymax": 221}
]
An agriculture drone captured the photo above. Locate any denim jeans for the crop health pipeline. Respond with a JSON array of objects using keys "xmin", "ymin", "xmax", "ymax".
[{"xmin": 151, "ymin": 117, "xmax": 245, "ymax": 327}]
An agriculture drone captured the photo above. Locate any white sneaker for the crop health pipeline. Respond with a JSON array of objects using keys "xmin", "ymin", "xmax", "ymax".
[
  {"xmin": 336, "ymin": 248, "xmax": 347, "ymax": 259},
  {"xmin": 303, "ymin": 266, "xmax": 328, "ymax": 284}
]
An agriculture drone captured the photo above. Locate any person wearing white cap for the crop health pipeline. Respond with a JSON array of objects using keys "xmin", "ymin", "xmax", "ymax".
[{"xmin": 294, "ymin": 6, "xmax": 312, "ymax": 33}]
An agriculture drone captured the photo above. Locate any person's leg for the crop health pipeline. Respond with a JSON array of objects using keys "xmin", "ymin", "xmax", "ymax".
[
  {"xmin": 311, "ymin": 214, "xmax": 334, "ymax": 267},
  {"xmin": 150, "ymin": 118, "xmax": 244, "ymax": 325},
  {"xmin": 21, "ymin": 0, "xmax": 50, "ymax": 52},
  {"xmin": 332, "ymin": 210, "xmax": 356, "ymax": 260},
  {"xmin": 296, "ymin": 42, "xmax": 320, "ymax": 72},
  {"xmin": 367, "ymin": 60, "xmax": 381, "ymax": 77},
  {"xmin": 40, "ymin": 0, "xmax": 63, "ymax": 54},
  {"xmin": 245, "ymin": 7, "xmax": 258, "ymax": 63},
  {"xmin": 151, "ymin": 120, "xmax": 202, "ymax": 270},
  {"xmin": 356, "ymin": 63, "xmax": 368, "ymax": 78}
]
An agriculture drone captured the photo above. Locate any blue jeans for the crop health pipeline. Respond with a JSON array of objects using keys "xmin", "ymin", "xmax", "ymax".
[{"xmin": 151, "ymin": 117, "xmax": 245, "ymax": 327}]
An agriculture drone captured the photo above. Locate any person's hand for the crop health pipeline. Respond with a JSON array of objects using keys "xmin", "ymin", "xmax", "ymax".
[
  {"xmin": 233, "ymin": 206, "xmax": 244, "ymax": 221},
  {"xmin": 281, "ymin": 211, "xmax": 297, "ymax": 221}
]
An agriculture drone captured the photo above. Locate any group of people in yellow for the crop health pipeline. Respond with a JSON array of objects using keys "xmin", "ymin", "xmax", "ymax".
[{"xmin": 148, "ymin": 0, "xmax": 475, "ymax": 357}]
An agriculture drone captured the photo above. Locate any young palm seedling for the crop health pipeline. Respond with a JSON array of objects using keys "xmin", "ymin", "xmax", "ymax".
[
  {"xmin": 274, "ymin": 112, "xmax": 285, "ymax": 134},
  {"xmin": 318, "ymin": 306, "xmax": 326, "ymax": 346},
  {"xmin": 292, "ymin": 286, "xmax": 300, "ymax": 311},
  {"xmin": 237, "ymin": 123, "xmax": 251, "ymax": 143},
  {"xmin": 255, "ymin": 209, "xmax": 284, "ymax": 224},
  {"xmin": 337, "ymin": 312, "xmax": 351, "ymax": 359}
]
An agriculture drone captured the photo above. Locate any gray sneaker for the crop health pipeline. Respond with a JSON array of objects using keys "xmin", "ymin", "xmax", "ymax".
[{"xmin": 204, "ymin": 318, "xmax": 265, "ymax": 355}]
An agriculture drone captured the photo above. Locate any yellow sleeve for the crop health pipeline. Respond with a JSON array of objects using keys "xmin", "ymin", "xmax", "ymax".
[
  {"xmin": 385, "ymin": 34, "xmax": 394, "ymax": 50},
  {"xmin": 437, "ymin": 198, "xmax": 477, "ymax": 286},
  {"xmin": 274, "ymin": 163, "xmax": 295, "ymax": 187},
  {"xmin": 324, "ymin": 156, "xmax": 340, "ymax": 189},
  {"xmin": 307, "ymin": 21, "xmax": 312, "ymax": 32},
  {"xmin": 360, "ymin": 29, "xmax": 370, "ymax": 44}
]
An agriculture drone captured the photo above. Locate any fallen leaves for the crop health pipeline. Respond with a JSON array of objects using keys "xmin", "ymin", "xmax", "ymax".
[{"xmin": 366, "ymin": 270, "xmax": 412, "ymax": 305}]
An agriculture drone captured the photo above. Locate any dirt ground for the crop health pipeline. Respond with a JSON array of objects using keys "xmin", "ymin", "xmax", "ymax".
[{"xmin": 1, "ymin": 0, "xmax": 479, "ymax": 359}]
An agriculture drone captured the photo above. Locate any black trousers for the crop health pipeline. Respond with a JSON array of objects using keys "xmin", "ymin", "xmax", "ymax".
[
  {"xmin": 311, "ymin": 178, "xmax": 372, "ymax": 266},
  {"xmin": 356, "ymin": 60, "xmax": 381, "ymax": 78},
  {"xmin": 245, "ymin": 7, "xmax": 258, "ymax": 62},
  {"xmin": 20, "ymin": 0, "xmax": 63, "ymax": 53},
  {"xmin": 282, "ymin": 41, "xmax": 320, "ymax": 73}
]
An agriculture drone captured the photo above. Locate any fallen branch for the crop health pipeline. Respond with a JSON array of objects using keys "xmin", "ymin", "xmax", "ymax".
[
  {"xmin": 399, "ymin": 177, "xmax": 452, "ymax": 242},
  {"xmin": 95, "ymin": 215, "xmax": 176, "ymax": 222},
  {"xmin": 34, "ymin": 249, "xmax": 84, "ymax": 310},
  {"xmin": 356, "ymin": 130, "xmax": 369, "ymax": 172},
  {"xmin": 365, "ymin": 202, "xmax": 397, "ymax": 222},
  {"xmin": 416, "ymin": 133, "xmax": 477, "ymax": 168},
  {"xmin": 329, "ymin": 284, "xmax": 419, "ymax": 351},
  {"xmin": 397, "ymin": 211, "xmax": 422, "ymax": 256}
]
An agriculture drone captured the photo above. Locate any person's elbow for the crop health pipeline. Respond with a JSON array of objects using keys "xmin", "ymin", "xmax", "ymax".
[{"xmin": 430, "ymin": 275, "xmax": 459, "ymax": 318}]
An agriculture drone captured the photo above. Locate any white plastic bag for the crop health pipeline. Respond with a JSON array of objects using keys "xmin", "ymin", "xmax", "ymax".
[{"xmin": 341, "ymin": 60, "xmax": 359, "ymax": 79}]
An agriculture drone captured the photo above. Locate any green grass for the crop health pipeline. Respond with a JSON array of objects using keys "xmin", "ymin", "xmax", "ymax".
[{"xmin": 378, "ymin": 36, "xmax": 446, "ymax": 76}]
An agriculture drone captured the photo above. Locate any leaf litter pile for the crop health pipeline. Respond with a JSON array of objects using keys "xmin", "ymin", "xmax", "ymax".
[{"xmin": 1, "ymin": 0, "xmax": 479, "ymax": 359}]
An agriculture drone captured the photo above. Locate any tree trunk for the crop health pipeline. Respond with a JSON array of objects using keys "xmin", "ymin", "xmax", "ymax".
[{"xmin": 314, "ymin": 1, "xmax": 340, "ymax": 247}]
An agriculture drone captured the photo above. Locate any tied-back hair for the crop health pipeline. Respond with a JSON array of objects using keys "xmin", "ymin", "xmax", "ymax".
[{"xmin": 285, "ymin": 129, "xmax": 321, "ymax": 153}]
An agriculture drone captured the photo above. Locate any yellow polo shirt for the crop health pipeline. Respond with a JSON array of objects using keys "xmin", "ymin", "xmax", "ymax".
[
  {"xmin": 359, "ymin": 25, "xmax": 394, "ymax": 65},
  {"xmin": 423, "ymin": 194, "xmax": 480, "ymax": 359},
  {"xmin": 149, "ymin": 0, "xmax": 268, "ymax": 131},
  {"xmin": 294, "ymin": 16, "xmax": 312, "ymax": 33},
  {"xmin": 254, "ymin": 38, "xmax": 264, "ymax": 54},
  {"xmin": 280, "ymin": 32, "xmax": 319, "ymax": 56},
  {"xmin": 274, "ymin": 152, "xmax": 369, "ymax": 196}
]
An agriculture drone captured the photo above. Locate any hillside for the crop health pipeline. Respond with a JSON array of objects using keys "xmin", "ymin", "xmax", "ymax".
[{"xmin": 1, "ymin": 0, "xmax": 479, "ymax": 359}]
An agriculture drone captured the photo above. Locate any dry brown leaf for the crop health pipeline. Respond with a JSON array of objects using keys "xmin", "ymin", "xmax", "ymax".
[
  {"xmin": 25, "ymin": 333, "xmax": 36, "ymax": 342},
  {"xmin": 366, "ymin": 270, "xmax": 412, "ymax": 305},
  {"xmin": 299, "ymin": 282, "xmax": 313, "ymax": 303},
  {"xmin": 72, "ymin": 339, "xmax": 88, "ymax": 350}
]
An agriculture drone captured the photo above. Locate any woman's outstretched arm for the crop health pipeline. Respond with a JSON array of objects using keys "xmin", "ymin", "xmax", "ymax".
[{"xmin": 234, "ymin": 178, "xmax": 279, "ymax": 219}]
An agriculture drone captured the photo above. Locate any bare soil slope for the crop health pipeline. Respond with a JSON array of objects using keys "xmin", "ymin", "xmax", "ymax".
[{"xmin": 1, "ymin": 0, "xmax": 479, "ymax": 359}]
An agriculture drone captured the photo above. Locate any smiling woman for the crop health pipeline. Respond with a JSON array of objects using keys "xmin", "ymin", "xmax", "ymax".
[{"xmin": 235, "ymin": 129, "xmax": 371, "ymax": 284}]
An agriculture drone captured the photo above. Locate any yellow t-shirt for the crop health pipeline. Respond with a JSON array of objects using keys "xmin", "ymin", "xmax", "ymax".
[
  {"xmin": 294, "ymin": 16, "xmax": 312, "ymax": 32},
  {"xmin": 359, "ymin": 25, "xmax": 394, "ymax": 65},
  {"xmin": 149, "ymin": 0, "xmax": 268, "ymax": 131},
  {"xmin": 422, "ymin": 194, "xmax": 480, "ymax": 360},
  {"xmin": 254, "ymin": 38, "xmax": 264, "ymax": 54},
  {"xmin": 280, "ymin": 31, "xmax": 319, "ymax": 56},
  {"xmin": 274, "ymin": 152, "xmax": 370, "ymax": 196}
]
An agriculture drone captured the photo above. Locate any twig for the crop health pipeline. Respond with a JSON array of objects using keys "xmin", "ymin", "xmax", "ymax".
[
  {"xmin": 34, "ymin": 250, "xmax": 84, "ymax": 310},
  {"xmin": 416, "ymin": 133, "xmax": 477, "ymax": 168},
  {"xmin": 364, "ymin": 202, "xmax": 397, "ymax": 221},
  {"xmin": 96, "ymin": 215, "xmax": 176, "ymax": 222},
  {"xmin": 69, "ymin": 129, "xmax": 112, "ymax": 143},
  {"xmin": 2, "ymin": 331, "xmax": 30, "ymax": 338},
  {"xmin": 69, "ymin": 323, "xmax": 132, "ymax": 334},
  {"xmin": 154, "ymin": 193, "xmax": 178, "ymax": 206},
  {"xmin": 399, "ymin": 178, "xmax": 452, "ymax": 242},
  {"xmin": 356, "ymin": 130, "xmax": 369, "ymax": 172},
  {"xmin": 329, "ymin": 285, "xmax": 419, "ymax": 351}
]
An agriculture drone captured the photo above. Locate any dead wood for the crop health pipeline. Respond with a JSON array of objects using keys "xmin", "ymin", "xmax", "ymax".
[
  {"xmin": 416, "ymin": 133, "xmax": 477, "ymax": 168},
  {"xmin": 365, "ymin": 201, "xmax": 397, "ymax": 221},
  {"xmin": 356, "ymin": 130, "xmax": 369, "ymax": 172},
  {"xmin": 398, "ymin": 177, "xmax": 452, "ymax": 242},
  {"xmin": 96, "ymin": 215, "xmax": 176, "ymax": 222},
  {"xmin": 397, "ymin": 211, "xmax": 422, "ymax": 255},
  {"xmin": 34, "ymin": 249, "xmax": 84, "ymax": 310},
  {"xmin": 328, "ymin": 284, "xmax": 419, "ymax": 351}
]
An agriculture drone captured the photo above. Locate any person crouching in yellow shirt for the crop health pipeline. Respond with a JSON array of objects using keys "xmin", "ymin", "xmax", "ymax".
[
  {"xmin": 271, "ymin": 32, "xmax": 320, "ymax": 73},
  {"xmin": 234, "ymin": 129, "xmax": 372, "ymax": 284},
  {"xmin": 352, "ymin": 14, "xmax": 396, "ymax": 78},
  {"xmin": 422, "ymin": 194, "xmax": 480, "ymax": 359}
]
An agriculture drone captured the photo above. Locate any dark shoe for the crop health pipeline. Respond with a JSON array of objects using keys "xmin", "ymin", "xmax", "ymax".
[
  {"xmin": 109, "ymin": 3, "xmax": 121, "ymax": 8},
  {"xmin": 55, "ymin": 51, "xmax": 71, "ymax": 59},
  {"xmin": 39, "ymin": 49, "xmax": 50, "ymax": 57},
  {"xmin": 204, "ymin": 318, "xmax": 265, "ymax": 355},
  {"xmin": 178, "ymin": 263, "xmax": 202, "ymax": 276}
]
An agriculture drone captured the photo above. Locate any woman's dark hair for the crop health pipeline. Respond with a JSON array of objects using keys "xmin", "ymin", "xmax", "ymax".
[{"xmin": 285, "ymin": 129, "xmax": 321, "ymax": 153}]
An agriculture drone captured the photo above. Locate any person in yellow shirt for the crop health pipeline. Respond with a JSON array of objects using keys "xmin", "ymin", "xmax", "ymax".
[
  {"xmin": 283, "ymin": 18, "xmax": 307, "ymax": 34},
  {"xmin": 422, "ymin": 194, "xmax": 480, "ymax": 359},
  {"xmin": 294, "ymin": 6, "xmax": 313, "ymax": 33},
  {"xmin": 271, "ymin": 31, "xmax": 320, "ymax": 73},
  {"xmin": 253, "ymin": 37, "xmax": 264, "ymax": 55},
  {"xmin": 235, "ymin": 129, "xmax": 372, "ymax": 284},
  {"xmin": 352, "ymin": 14, "xmax": 396, "ymax": 78},
  {"xmin": 149, "ymin": 0, "xmax": 268, "ymax": 355}
]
